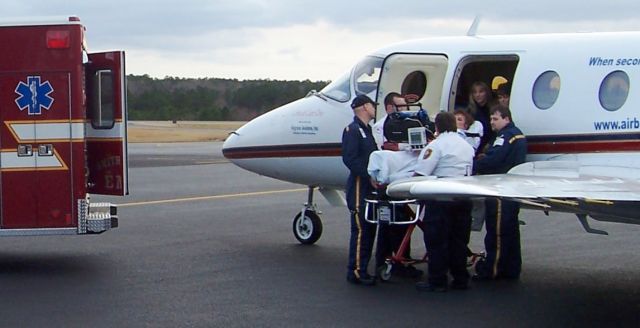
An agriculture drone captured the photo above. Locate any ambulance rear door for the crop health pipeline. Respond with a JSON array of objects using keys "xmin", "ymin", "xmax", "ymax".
[{"xmin": 85, "ymin": 51, "xmax": 128, "ymax": 196}]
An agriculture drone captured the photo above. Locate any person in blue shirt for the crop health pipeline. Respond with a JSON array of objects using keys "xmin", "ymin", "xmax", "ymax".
[
  {"xmin": 342, "ymin": 94, "xmax": 378, "ymax": 286},
  {"xmin": 474, "ymin": 105, "xmax": 527, "ymax": 280}
]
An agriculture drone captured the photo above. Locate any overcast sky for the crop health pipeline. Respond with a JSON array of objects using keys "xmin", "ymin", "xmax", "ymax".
[{"xmin": 5, "ymin": 1, "xmax": 640, "ymax": 81}]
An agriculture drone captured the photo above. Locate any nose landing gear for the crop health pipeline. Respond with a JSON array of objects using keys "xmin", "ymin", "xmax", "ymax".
[{"xmin": 292, "ymin": 186, "xmax": 323, "ymax": 245}]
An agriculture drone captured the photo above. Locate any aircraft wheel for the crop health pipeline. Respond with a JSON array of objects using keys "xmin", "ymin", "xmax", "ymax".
[{"xmin": 292, "ymin": 210, "xmax": 323, "ymax": 245}]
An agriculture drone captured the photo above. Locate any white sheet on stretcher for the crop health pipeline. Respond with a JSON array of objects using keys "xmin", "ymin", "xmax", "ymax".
[{"xmin": 368, "ymin": 150, "xmax": 419, "ymax": 184}]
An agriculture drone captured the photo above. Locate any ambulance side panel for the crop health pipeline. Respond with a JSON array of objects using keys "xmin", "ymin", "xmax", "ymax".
[{"xmin": 0, "ymin": 23, "xmax": 85, "ymax": 229}]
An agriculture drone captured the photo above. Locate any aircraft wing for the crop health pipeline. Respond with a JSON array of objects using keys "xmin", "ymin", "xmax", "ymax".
[{"xmin": 386, "ymin": 161, "xmax": 640, "ymax": 226}]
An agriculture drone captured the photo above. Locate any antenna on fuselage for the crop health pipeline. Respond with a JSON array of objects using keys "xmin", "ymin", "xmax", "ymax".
[{"xmin": 467, "ymin": 15, "xmax": 482, "ymax": 36}]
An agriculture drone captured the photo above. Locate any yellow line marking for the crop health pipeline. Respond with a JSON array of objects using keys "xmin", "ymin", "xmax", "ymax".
[
  {"xmin": 194, "ymin": 160, "xmax": 229, "ymax": 165},
  {"xmin": 118, "ymin": 188, "xmax": 306, "ymax": 207}
]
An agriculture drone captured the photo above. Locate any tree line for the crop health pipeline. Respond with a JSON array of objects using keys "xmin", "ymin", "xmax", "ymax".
[{"xmin": 127, "ymin": 75, "xmax": 329, "ymax": 121}]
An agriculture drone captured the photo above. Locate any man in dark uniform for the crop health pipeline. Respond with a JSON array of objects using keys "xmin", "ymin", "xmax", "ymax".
[
  {"xmin": 342, "ymin": 94, "xmax": 378, "ymax": 286},
  {"xmin": 474, "ymin": 105, "xmax": 527, "ymax": 280}
]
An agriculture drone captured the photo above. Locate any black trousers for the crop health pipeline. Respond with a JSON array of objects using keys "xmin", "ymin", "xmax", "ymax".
[
  {"xmin": 476, "ymin": 198, "xmax": 522, "ymax": 279},
  {"xmin": 422, "ymin": 199, "xmax": 472, "ymax": 286}
]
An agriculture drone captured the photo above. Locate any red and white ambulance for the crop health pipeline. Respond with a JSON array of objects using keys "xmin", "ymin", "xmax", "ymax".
[{"xmin": 0, "ymin": 16, "xmax": 127, "ymax": 236}]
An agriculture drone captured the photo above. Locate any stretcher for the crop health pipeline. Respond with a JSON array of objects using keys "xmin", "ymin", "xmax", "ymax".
[
  {"xmin": 363, "ymin": 192, "xmax": 426, "ymax": 281},
  {"xmin": 364, "ymin": 191, "xmax": 485, "ymax": 281}
]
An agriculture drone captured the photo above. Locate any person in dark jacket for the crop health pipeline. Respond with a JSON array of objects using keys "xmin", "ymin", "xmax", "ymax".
[
  {"xmin": 474, "ymin": 105, "xmax": 527, "ymax": 280},
  {"xmin": 342, "ymin": 94, "xmax": 378, "ymax": 286},
  {"xmin": 467, "ymin": 81, "xmax": 495, "ymax": 153}
]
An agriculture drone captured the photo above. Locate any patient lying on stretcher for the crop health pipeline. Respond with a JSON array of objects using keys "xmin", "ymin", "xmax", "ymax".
[{"xmin": 368, "ymin": 150, "xmax": 420, "ymax": 185}]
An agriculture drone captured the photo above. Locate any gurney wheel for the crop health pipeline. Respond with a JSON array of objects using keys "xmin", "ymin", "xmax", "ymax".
[
  {"xmin": 292, "ymin": 210, "xmax": 323, "ymax": 245},
  {"xmin": 377, "ymin": 263, "xmax": 392, "ymax": 281}
]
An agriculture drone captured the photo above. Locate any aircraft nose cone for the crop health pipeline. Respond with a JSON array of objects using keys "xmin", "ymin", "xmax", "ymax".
[{"xmin": 221, "ymin": 131, "xmax": 241, "ymax": 161}]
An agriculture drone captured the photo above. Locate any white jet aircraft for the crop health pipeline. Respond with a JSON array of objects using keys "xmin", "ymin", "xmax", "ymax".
[{"xmin": 223, "ymin": 30, "xmax": 640, "ymax": 244}]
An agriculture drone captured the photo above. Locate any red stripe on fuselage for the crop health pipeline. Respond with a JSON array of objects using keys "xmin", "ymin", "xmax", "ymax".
[
  {"xmin": 223, "ymin": 146, "xmax": 342, "ymax": 159},
  {"xmin": 223, "ymin": 139, "xmax": 640, "ymax": 160}
]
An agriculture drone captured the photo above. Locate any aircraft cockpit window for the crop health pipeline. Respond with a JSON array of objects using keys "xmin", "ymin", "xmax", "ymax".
[
  {"xmin": 320, "ymin": 72, "xmax": 351, "ymax": 102},
  {"xmin": 532, "ymin": 71, "xmax": 561, "ymax": 110},
  {"xmin": 401, "ymin": 71, "xmax": 427, "ymax": 100},
  {"xmin": 599, "ymin": 70, "xmax": 629, "ymax": 111},
  {"xmin": 353, "ymin": 56, "xmax": 383, "ymax": 96}
]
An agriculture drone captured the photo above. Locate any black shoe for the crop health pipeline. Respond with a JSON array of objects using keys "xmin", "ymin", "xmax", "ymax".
[
  {"xmin": 415, "ymin": 281, "xmax": 447, "ymax": 292},
  {"xmin": 347, "ymin": 275, "xmax": 376, "ymax": 286}
]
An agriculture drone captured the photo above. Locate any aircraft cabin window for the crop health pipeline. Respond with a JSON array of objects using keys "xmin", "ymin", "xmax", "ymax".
[
  {"xmin": 320, "ymin": 72, "xmax": 351, "ymax": 102},
  {"xmin": 353, "ymin": 56, "xmax": 383, "ymax": 96},
  {"xmin": 401, "ymin": 71, "xmax": 427, "ymax": 100},
  {"xmin": 599, "ymin": 70, "xmax": 630, "ymax": 111},
  {"xmin": 532, "ymin": 71, "xmax": 561, "ymax": 110}
]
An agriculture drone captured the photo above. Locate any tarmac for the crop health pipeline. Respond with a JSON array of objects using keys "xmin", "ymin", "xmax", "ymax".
[{"xmin": 0, "ymin": 142, "xmax": 639, "ymax": 327}]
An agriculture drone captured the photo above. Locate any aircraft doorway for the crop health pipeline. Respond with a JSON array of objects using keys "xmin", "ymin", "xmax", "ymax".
[
  {"xmin": 449, "ymin": 55, "xmax": 520, "ymax": 111},
  {"xmin": 449, "ymin": 55, "xmax": 519, "ymax": 151}
]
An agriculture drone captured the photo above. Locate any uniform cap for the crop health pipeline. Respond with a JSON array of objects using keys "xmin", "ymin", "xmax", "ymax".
[{"xmin": 350, "ymin": 94, "xmax": 375, "ymax": 109}]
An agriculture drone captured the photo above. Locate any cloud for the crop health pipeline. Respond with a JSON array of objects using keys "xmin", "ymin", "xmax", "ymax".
[{"xmin": 3, "ymin": 0, "xmax": 640, "ymax": 80}]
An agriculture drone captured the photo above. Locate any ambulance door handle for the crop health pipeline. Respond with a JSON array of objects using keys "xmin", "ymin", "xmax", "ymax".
[
  {"xmin": 38, "ymin": 144, "xmax": 54, "ymax": 156},
  {"xmin": 17, "ymin": 144, "xmax": 33, "ymax": 157}
]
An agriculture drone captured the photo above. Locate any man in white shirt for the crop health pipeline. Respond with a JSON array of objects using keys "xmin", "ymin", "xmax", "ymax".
[
  {"xmin": 414, "ymin": 112, "xmax": 475, "ymax": 292},
  {"xmin": 371, "ymin": 92, "xmax": 423, "ymax": 279},
  {"xmin": 372, "ymin": 92, "xmax": 408, "ymax": 150}
]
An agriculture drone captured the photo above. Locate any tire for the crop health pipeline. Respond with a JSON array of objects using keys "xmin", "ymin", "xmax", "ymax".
[
  {"xmin": 292, "ymin": 210, "xmax": 323, "ymax": 245},
  {"xmin": 377, "ymin": 263, "xmax": 393, "ymax": 281}
]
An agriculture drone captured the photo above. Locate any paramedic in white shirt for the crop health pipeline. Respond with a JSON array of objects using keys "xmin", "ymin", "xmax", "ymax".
[
  {"xmin": 414, "ymin": 112, "xmax": 475, "ymax": 292},
  {"xmin": 372, "ymin": 92, "xmax": 408, "ymax": 150}
]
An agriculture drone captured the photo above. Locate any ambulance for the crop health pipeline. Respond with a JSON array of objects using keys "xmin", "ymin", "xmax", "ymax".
[{"xmin": 0, "ymin": 16, "xmax": 127, "ymax": 236}]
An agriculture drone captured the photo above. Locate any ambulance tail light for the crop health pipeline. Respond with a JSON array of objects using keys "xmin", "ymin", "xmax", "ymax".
[{"xmin": 47, "ymin": 30, "xmax": 70, "ymax": 49}]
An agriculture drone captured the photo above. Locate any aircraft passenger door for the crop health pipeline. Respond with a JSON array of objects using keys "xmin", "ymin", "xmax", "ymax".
[
  {"xmin": 86, "ymin": 51, "xmax": 129, "ymax": 196},
  {"xmin": 377, "ymin": 53, "xmax": 448, "ymax": 120}
]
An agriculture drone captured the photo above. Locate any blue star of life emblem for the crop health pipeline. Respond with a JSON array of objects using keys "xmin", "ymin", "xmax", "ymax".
[{"xmin": 15, "ymin": 76, "xmax": 54, "ymax": 115}]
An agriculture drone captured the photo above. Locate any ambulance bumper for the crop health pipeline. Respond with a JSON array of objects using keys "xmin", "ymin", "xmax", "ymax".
[{"xmin": 80, "ymin": 201, "xmax": 118, "ymax": 234}]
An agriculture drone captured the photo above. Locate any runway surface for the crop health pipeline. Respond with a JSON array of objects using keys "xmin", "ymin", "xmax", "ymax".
[{"xmin": 1, "ymin": 142, "xmax": 639, "ymax": 327}]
